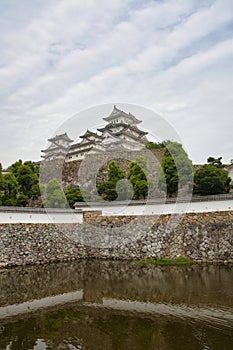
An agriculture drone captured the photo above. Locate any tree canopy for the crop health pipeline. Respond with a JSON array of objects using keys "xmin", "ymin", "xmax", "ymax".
[
  {"xmin": 158, "ymin": 141, "xmax": 193, "ymax": 197},
  {"xmin": 97, "ymin": 161, "xmax": 126, "ymax": 201},
  {"xmin": 43, "ymin": 178, "xmax": 67, "ymax": 208},
  {"xmin": 64, "ymin": 187, "xmax": 90, "ymax": 208},
  {"xmin": 0, "ymin": 160, "xmax": 41, "ymax": 206},
  {"xmin": 127, "ymin": 156, "xmax": 150, "ymax": 200},
  {"xmin": 194, "ymin": 159, "xmax": 231, "ymax": 195},
  {"xmin": 1, "ymin": 173, "xmax": 19, "ymax": 206},
  {"xmin": 97, "ymin": 157, "xmax": 150, "ymax": 201},
  {"xmin": 146, "ymin": 141, "xmax": 165, "ymax": 150},
  {"xmin": 207, "ymin": 156, "xmax": 223, "ymax": 168}
]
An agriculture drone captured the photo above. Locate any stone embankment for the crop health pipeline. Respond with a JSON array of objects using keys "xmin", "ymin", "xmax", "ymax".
[
  {"xmin": 40, "ymin": 148, "xmax": 164, "ymax": 190},
  {"xmin": 0, "ymin": 210, "xmax": 232, "ymax": 268}
]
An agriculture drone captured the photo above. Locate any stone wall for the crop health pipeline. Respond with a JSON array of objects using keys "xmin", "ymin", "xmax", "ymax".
[
  {"xmin": 0, "ymin": 210, "xmax": 232, "ymax": 268},
  {"xmin": 40, "ymin": 148, "xmax": 164, "ymax": 191}
]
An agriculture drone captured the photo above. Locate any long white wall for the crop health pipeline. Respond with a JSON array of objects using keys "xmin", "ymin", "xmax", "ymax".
[
  {"xmin": 0, "ymin": 198, "xmax": 232, "ymax": 223},
  {"xmin": 0, "ymin": 210, "xmax": 83, "ymax": 223},
  {"xmin": 81, "ymin": 199, "xmax": 233, "ymax": 216}
]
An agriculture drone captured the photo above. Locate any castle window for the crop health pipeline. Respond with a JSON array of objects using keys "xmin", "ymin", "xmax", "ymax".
[{"xmin": 69, "ymin": 156, "xmax": 72, "ymax": 159}]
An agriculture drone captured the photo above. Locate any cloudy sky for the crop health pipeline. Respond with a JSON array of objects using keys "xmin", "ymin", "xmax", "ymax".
[{"xmin": 0, "ymin": 0, "xmax": 233, "ymax": 168}]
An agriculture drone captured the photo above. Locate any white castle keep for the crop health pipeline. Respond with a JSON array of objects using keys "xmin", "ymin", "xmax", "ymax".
[{"xmin": 41, "ymin": 106, "xmax": 148, "ymax": 162}]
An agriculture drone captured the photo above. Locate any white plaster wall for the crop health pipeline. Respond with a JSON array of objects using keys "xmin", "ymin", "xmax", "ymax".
[
  {"xmin": 1, "ymin": 199, "xmax": 232, "ymax": 223},
  {"xmin": 66, "ymin": 153, "xmax": 84, "ymax": 161},
  {"xmin": 0, "ymin": 211, "xmax": 83, "ymax": 223},
  {"xmin": 80, "ymin": 199, "xmax": 233, "ymax": 216}
]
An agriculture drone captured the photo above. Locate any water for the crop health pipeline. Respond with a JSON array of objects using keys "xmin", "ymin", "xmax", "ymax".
[{"xmin": 0, "ymin": 260, "xmax": 232, "ymax": 349}]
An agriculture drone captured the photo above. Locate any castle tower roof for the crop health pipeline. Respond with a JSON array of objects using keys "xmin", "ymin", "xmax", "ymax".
[
  {"xmin": 97, "ymin": 122, "xmax": 148, "ymax": 137},
  {"xmin": 48, "ymin": 132, "xmax": 73, "ymax": 143},
  {"xmin": 80, "ymin": 129, "xmax": 103, "ymax": 140},
  {"xmin": 103, "ymin": 105, "xmax": 141, "ymax": 125}
]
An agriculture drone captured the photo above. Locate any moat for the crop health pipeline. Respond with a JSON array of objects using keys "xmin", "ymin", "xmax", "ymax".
[{"xmin": 0, "ymin": 260, "xmax": 232, "ymax": 349}]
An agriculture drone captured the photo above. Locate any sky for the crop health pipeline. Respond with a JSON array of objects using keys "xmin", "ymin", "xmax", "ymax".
[{"xmin": 0, "ymin": 0, "xmax": 233, "ymax": 168}]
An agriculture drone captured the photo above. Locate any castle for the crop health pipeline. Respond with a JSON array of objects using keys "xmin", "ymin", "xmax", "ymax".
[{"xmin": 41, "ymin": 106, "xmax": 149, "ymax": 162}]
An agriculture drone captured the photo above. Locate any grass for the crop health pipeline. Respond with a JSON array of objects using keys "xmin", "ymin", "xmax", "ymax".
[{"xmin": 138, "ymin": 256, "xmax": 193, "ymax": 266}]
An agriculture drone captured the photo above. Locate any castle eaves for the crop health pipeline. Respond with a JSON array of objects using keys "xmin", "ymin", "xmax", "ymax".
[
  {"xmin": 103, "ymin": 105, "xmax": 141, "ymax": 124},
  {"xmin": 48, "ymin": 132, "xmax": 73, "ymax": 143}
]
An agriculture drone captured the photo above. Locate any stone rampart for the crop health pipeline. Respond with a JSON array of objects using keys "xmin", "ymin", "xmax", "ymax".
[
  {"xmin": 0, "ymin": 211, "xmax": 232, "ymax": 268},
  {"xmin": 39, "ymin": 148, "xmax": 164, "ymax": 190}
]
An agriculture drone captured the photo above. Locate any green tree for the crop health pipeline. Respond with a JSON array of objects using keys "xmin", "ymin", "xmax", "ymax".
[
  {"xmin": 16, "ymin": 194, "xmax": 29, "ymax": 207},
  {"xmin": 24, "ymin": 160, "xmax": 40, "ymax": 174},
  {"xmin": 146, "ymin": 141, "xmax": 165, "ymax": 150},
  {"xmin": 2, "ymin": 173, "xmax": 19, "ymax": 206},
  {"xmin": 158, "ymin": 141, "xmax": 193, "ymax": 197},
  {"xmin": 30, "ymin": 183, "xmax": 41, "ymax": 200},
  {"xmin": 7, "ymin": 160, "xmax": 40, "ymax": 206},
  {"xmin": 17, "ymin": 164, "xmax": 39, "ymax": 196},
  {"xmin": 207, "ymin": 156, "xmax": 223, "ymax": 168},
  {"xmin": 128, "ymin": 156, "xmax": 149, "ymax": 200},
  {"xmin": 107, "ymin": 160, "xmax": 126, "ymax": 183},
  {"xmin": 115, "ymin": 179, "xmax": 133, "ymax": 200},
  {"xmin": 194, "ymin": 162, "xmax": 231, "ymax": 195},
  {"xmin": 97, "ymin": 161, "xmax": 126, "ymax": 201},
  {"xmin": 7, "ymin": 159, "xmax": 23, "ymax": 175},
  {"xmin": 43, "ymin": 178, "xmax": 67, "ymax": 208},
  {"xmin": 65, "ymin": 187, "xmax": 86, "ymax": 208},
  {"xmin": 134, "ymin": 180, "xmax": 148, "ymax": 200}
]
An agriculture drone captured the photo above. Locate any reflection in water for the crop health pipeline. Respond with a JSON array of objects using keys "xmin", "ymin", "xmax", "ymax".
[{"xmin": 0, "ymin": 260, "xmax": 232, "ymax": 349}]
